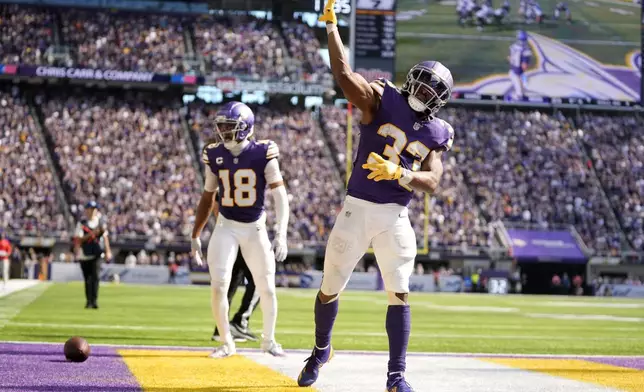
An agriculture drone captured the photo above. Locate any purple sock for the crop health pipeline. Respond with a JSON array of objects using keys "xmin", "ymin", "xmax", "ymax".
[
  {"xmin": 386, "ymin": 305, "xmax": 411, "ymax": 376},
  {"xmin": 314, "ymin": 295, "xmax": 338, "ymax": 349}
]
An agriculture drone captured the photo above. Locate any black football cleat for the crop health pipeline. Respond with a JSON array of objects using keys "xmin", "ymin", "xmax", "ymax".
[
  {"xmin": 230, "ymin": 323, "xmax": 258, "ymax": 342},
  {"xmin": 212, "ymin": 326, "xmax": 248, "ymax": 343}
]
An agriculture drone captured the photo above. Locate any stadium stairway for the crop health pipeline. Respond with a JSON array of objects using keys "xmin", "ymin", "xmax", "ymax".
[
  {"xmin": 179, "ymin": 106, "xmax": 206, "ymax": 186},
  {"xmin": 181, "ymin": 21, "xmax": 206, "ymax": 74},
  {"xmin": 27, "ymin": 96, "xmax": 74, "ymax": 233},
  {"xmin": 314, "ymin": 108, "xmax": 346, "ymax": 186},
  {"xmin": 575, "ymin": 118, "xmax": 635, "ymax": 252},
  {"xmin": 317, "ymin": 107, "xmax": 348, "ymax": 180}
]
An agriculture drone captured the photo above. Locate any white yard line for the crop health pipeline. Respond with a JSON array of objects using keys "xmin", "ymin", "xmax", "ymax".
[
  {"xmin": 0, "ymin": 280, "xmax": 41, "ymax": 298},
  {"xmin": 0, "ymin": 281, "xmax": 49, "ymax": 329},
  {"xmin": 536, "ymin": 301, "xmax": 644, "ymax": 308},
  {"xmin": 5, "ymin": 321, "xmax": 643, "ymax": 341},
  {"xmin": 525, "ymin": 313, "xmax": 644, "ymax": 323},
  {"xmin": 1, "ymin": 340, "xmax": 643, "ymax": 358}
]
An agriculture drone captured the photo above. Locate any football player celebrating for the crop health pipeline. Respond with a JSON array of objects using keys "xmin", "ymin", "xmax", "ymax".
[
  {"xmin": 190, "ymin": 101, "xmax": 289, "ymax": 358},
  {"xmin": 298, "ymin": 1, "xmax": 455, "ymax": 391}
]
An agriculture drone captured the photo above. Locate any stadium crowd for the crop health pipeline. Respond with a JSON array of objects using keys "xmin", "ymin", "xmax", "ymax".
[
  {"xmin": 0, "ymin": 88, "xmax": 68, "ymax": 236},
  {"xmin": 41, "ymin": 92, "xmax": 202, "ymax": 243},
  {"xmin": 281, "ymin": 21, "xmax": 332, "ymax": 84},
  {"xmin": 579, "ymin": 114, "xmax": 644, "ymax": 251},
  {"xmin": 0, "ymin": 4, "xmax": 335, "ymax": 83},
  {"xmin": 195, "ymin": 15, "xmax": 292, "ymax": 81},
  {"xmin": 61, "ymin": 10, "xmax": 188, "ymax": 73},
  {"xmin": 441, "ymin": 108, "xmax": 624, "ymax": 253},
  {"xmin": 188, "ymin": 103, "xmax": 344, "ymax": 246},
  {"xmin": 1, "ymin": 85, "xmax": 641, "ymax": 256},
  {"xmin": 0, "ymin": 4, "xmax": 55, "ymax": 65}
]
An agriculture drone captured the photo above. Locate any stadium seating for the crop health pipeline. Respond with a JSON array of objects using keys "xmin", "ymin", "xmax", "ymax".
[
  {"xmin": 281, "ymin": 21, "xmax": 333, "ymax": 84},
  {"xmin": 41, "ymin": 92, "xmax": 202, "ymax": 243},
  {"xmin": 0, "ymin": 4, "xmax": 56, "ymax": 65},
  {"xmin": 61, "ymin": 10, "xmax": 188, "ymax": 73},
  {"xmin": 1, "ymin": 89, "xmax": 640, "ymax": 255},
  {"xmin": 1, "ymin": 4, "xmax": 331, "ymax": 82},
  {"xmin": 441, "ymin": 108, "xmax": 624, "ymax": 253},
  {"xmin": 0, "ymin": 88, "xmax": 68, "ymax": 235},
  {"xmin": 194, "ymin": 15, "xmax": 292, "ymax": 81},
  {"xmin": 0, "ymin": 3, "xmax": 639, "ymax": 257},
  {"xmin": 579, "ymin": 113, "xmax": 644, "ymax": 251}
]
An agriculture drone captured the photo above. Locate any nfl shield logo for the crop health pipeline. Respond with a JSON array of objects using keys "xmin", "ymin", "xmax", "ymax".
[
  {"xmin": 413, "ymin": 122, "xmax": 421, "ymax": 131},
  {"xmin": 233, "ymin": 158, "xmax": 239, "ymax": 164}
]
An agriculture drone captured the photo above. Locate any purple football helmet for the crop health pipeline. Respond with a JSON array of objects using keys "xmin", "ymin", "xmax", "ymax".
[
  {"xmin": 401, "ymin": 61, "xmax": 453, "ymax": 117},
  {"xmin": 214, "ymin": 101, "xmax": 255, "ymax": 148}
]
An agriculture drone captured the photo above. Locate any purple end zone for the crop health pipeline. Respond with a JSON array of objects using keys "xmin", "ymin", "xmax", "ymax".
[
  {"xmin": 0, "ymin": 342, "xmax": 140, "ymax": 392},
  {"xmin": 586, "ymin": 357, "xmax": 644, "ymax": 371}
]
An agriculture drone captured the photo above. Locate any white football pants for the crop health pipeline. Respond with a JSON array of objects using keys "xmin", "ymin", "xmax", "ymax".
[
  {"xmin": 207, "ymin": 212, "xmax": 277, "ymax": 343},
  {"xmin": 321, "ymin": 196, "xmax": 416, "ymax": 295}
]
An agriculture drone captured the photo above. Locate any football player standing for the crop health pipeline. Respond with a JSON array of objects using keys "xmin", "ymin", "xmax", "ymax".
[
  {"xmin": 298, "ymin": 1, "xmax": 455, "ymax": 391},
  {"xmin": 190, "ymin": 102, "xmax": 289, "ymax": 358}
]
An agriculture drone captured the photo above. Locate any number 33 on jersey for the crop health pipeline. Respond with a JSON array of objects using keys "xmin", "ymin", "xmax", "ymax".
[{"xmin": 203, "ymin": 140, "xmax": 280, "ymax": 223}]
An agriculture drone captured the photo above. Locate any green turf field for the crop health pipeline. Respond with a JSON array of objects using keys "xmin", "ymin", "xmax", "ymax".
[
  {"xmin": 1, "ymin": 282, "xmax": 643, "ymax": 355},
  {"xmin": 395, "ymin": 0, "xmax": 641, "ymax": 84}
]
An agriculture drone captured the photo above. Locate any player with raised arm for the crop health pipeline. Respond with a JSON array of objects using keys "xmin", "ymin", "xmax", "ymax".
[
  {"xmin": 190, "ymin": 101, "xmax": 289, "ymax": 359},
  {"xmin": 298, "ymin": 1, "xmax": 455, "ymax": 391}
]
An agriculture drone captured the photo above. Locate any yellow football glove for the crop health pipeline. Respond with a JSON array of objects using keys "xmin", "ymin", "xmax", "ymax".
[
  {"xmin": 362, "ymin": 152, "xmax": 403, "ymax": 182},
  {"xmin": 318, "ymin": 0, "xmax": 338, "ymax": 25}
]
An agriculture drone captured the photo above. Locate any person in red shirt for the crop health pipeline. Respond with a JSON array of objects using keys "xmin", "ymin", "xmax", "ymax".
[{"xmin": 0, "ymin": 232, "xmax": 12, "ymax": 287}]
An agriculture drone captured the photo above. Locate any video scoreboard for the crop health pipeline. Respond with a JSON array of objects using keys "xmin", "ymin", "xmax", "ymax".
[{"xmin": 353, "ymin": 0, "xmax": 397, "ymax": 82}]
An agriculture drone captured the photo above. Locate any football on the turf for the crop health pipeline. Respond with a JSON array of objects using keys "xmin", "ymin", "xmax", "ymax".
[{"xmin": 64, "ymin": 336, "xmax": 90, "ymax": 362}]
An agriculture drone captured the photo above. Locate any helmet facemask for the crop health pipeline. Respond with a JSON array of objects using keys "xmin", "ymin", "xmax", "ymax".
[
  {"xmin": 402, "ymin": 66, "xmax": 452, "ymax": 117},
  {"xmin": 215, "ymin": 116, "xmax": 253, "ymax": 150}
]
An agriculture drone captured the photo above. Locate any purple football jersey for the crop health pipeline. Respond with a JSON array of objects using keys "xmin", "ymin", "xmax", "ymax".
[
  {"xmin": 203, "ymin": 140, "xmax": 279, "ymax": 223},
  {"xmin": 509, "ymin": 42, "xmax": 531, "ymax": 75},
  {"xmin": 347, "ymin": 80, "xmax": 454, "ymax": 207}
]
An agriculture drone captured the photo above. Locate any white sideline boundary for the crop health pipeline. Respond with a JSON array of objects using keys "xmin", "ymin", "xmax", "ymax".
[
  {"xmin": 2, "ymin": 340, "xmax": 643, "ymax": 359},
  {"xmin": 6, "ymin": 322, "xmax": 644, "ymax": 341},
  {"xmin": 0, "ymin": 280, "xmax": 41, "ymax": 298}
]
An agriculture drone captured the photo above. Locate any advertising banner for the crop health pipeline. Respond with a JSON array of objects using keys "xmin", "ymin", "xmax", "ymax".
[
  {"xmin": 595, "ymin": 284, "xmax": 644, "ymax": 298},
  {"xmin": 507, "ymin": 229, "xmax": 587, "ymax": 263},
  {"xmin": 0, "ymin": 65, "xmax": 203, "ymax": 85},
  {"xmin": 395, "ymin": 1, "xmax": 641, "ymax": 106},
  {"xmin": 211, "ymin": 76, "xmax": 329, "ymax": 95},
  {"xmin": 189, "ymin": 265, "xmax": 463, "ymax": 292},
  {"xmin": 50, "ymin": 262, "xmax": 191, "ymax": 285},
  {"xmin": 354, "ymin": 0, "xmax": 397, "ymax": 82}
]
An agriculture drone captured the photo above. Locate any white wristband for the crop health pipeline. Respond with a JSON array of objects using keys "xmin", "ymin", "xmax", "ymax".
[
  {"xmin": 326, "ymin": 23, "xmax": 337, "ymax": 35},
  {"xmin": 399, "ymin": 169, "xmax": 412, "ymax": 186}
]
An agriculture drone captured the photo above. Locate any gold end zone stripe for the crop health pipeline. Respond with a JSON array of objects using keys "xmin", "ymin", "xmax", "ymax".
[
  {"xmin": 481, "ymin": 358, "xmax": 644, "ymax": 392},
  {"xmin": 119, "ymin": 349, "xmax": 312, "ymax": 391}
]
